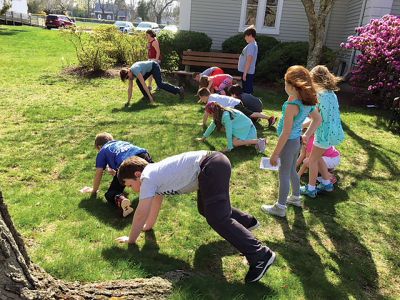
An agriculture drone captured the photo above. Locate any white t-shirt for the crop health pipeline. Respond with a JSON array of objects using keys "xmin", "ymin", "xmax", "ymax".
[
  {"xmin": 208, "ymin": 94, "xmax": 240, "ymax": 108},
  {"xmin": 139, "ymin": 151, "xmax": 209, "ymax": 200}
]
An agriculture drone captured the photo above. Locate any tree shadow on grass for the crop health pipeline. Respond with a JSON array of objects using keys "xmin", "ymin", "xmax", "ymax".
[
  {"xmin": 0, "ymin": 28, "xmax": 28, "ymax": 35},
  {"xmin": 102, "ymin": 230, "xmax": 191, "ymax": 276},
  {"xmin": 269, "ymin": 185, "xmax": 381, "ymax": 299},
  {"xmin": 342, "ymin": 122, "xmax": 400, "ymax": 182},
  {"xmin": 78, "ymin": 196, "xmax": 138, "ymax": 230},
  {"xmin": 174, "ymin": 240, "xmax": 277, "ymax": 299}
]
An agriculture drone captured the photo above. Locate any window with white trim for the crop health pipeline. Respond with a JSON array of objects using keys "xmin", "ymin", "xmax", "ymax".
[{"xmin": 239, "ymin": 0, "xmax": 284, "ymax": 35}]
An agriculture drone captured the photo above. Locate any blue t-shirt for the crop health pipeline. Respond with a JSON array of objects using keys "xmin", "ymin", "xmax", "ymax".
[
  {"xmin": 130, "ymin": 61, "xmax": 153, "ymax": 77},
  {"xmin": 238, "ymin": 41, "xmax": 258, "ymax": 74},
  {"xmin": 95, "ymin": 140, "xmax": 147, "ymax": 170},
  {"xmin": 277, "ymin": 99, "xmax": 315, "ymax": 140}
]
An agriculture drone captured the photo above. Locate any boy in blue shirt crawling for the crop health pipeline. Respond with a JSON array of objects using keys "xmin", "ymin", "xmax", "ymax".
[{"xmin": 84, "ymin": 132, "xmax": 153, "ymax": 217}]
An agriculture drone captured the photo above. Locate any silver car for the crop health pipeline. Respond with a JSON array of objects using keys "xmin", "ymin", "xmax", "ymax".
[
  {"xmin": 135, "ymin": 21, "xmax": 160, "ymax": 34},
  {"xmin": 114, "ymin": 21, "xmax": 134, "ymax": 33}
]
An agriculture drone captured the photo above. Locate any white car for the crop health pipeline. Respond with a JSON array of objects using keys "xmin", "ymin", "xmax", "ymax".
[
  {"xmin": 114, "ymin": 21, "xmax": 134, "ymax": 33},
  {"xmin": 162, "ymin": 25, "xmax": 178, "ymax": 33},
  {"xmin": 135, "ymin": 21, "xmax": 160, "ymax": 33}
]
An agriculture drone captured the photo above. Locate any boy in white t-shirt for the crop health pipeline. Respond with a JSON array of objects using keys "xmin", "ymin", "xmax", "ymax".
[{"xmin": 115, "ymin": 150, "xmax": 275, "ymax": 283}]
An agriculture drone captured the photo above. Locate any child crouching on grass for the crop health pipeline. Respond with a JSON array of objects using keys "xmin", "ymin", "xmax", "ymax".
[
  {"xmin": 297, "ymin": 134, "xmax": 340, "ymax": 184},
  {"xmin": 198, "ymin": 88, "xmax": 276, "ymax": 127},
  {"xmin": 196, "ymin": 102, "xmax": 267, "ymax": 153},
  {"xmin": 115, "ymin": 150, "xmax": 276, "ymax": 283},
  {"xmin": 199, "ymin": 74, "xmax": 233, "ymax": 95},
  {"xmin": 83, "ymin": 132, "xmax": 153, "ymax": 217},
  {"xmin": 261, "ymin": 66, "xmax": 322, "ymax": 218}
]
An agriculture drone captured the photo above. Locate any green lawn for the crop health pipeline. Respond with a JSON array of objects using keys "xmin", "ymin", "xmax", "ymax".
[{"xmin": 0, "ymin": 25, "xmax": 399, "ymax": 299}]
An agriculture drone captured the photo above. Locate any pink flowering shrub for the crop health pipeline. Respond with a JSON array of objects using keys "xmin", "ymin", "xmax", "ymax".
[{"xmin": 341, "ymin": 15, "xmax": 400, "ymax": 107}]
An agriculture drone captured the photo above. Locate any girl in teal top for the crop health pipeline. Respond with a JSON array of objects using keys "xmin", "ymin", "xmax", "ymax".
[
  {"xmin": 197, "ymin": 102, "xmax": 266, "ymax": 153},
  {"xmin": 300, "ymin": 65, "xmax": 345, "ymax": 197},
  {"xmin": 261, "ymin": 66, "xmax": 322, "ymax": 218}
]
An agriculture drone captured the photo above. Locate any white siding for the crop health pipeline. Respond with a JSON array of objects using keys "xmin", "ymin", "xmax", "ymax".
[
  {"xmin": 391, "ymin": 0, "xmax": 400, "ymax": 14},
  {"xmin": 190, "ymin": 0, "xmax": 242, "ymax": 50},
  {"xmin": 274, "ymin": 0, "xmax": 309, "ymax": 42}
]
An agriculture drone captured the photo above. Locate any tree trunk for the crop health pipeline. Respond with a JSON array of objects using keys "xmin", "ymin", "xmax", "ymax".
[
  {"xmin": 0, "ymin": 191, "xmax": 182, "ymax": 299},
  {"xmin": 301, "ymin": 0, "xmax": 335, "ymax": 69}
]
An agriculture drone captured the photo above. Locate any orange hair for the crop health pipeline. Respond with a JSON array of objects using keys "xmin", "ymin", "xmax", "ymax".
[{"xmin": 284, "ymin": 65, "xmax": 317, "ymax": 106}]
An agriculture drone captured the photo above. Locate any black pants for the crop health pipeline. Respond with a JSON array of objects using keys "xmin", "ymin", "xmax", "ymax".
[
  {"xmin": 197, "ymin": 152, "xmax": 267, "ymax": 264},
  {"xmin": 136, "ymin": 61, "xmax": 180, "ymax": 99},
  {"xmin": 105, "ymin": 152, "xmax": 154, "ymax": 206}
]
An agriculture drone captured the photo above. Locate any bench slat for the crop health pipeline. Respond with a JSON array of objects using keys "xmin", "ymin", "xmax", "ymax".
[
  {"xmin": 183, "ymin": 51, "xmax": 240, "ymax": 59},
  {"xmin": 182, "ymin": 60, "xmax": 238, "ymax": 69},
  {"xmin": 182, "ymin": 55, "xmax": 239, "ymax": 64}
]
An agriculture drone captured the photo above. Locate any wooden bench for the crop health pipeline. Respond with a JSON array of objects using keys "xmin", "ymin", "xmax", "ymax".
[{"xmin": 171, "ymin": 50, "xmax": 242, "ymax": 86}]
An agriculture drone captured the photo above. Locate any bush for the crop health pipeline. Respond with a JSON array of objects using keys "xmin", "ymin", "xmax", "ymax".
[
  {"xmin": 64, "ymin": 26, "xmax": 147, "ymax": 72},
  {"xmin": 222, "ymin": 33, "xmax": 280, "ymax": 61},
  {"xmin": 256, "ymin": 42, "xmax": 335, "ymax": 82},
  {"xmin": 157, "ymin": 30, "xmax": 212, "ymax": 71},
  {"xmin": 158, "ymin": 30, "xmax": 180, "ymax": 71},
  {"xmin": 341, "ymin": 14, "xmax": 400, "ymax": 107},
  {"xmin": 173, "ymin": 30, "xmax": 212, "ymax": 58}
]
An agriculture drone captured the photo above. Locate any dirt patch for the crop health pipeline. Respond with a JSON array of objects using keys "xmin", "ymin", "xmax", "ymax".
[{"xmin": 62, "ymin": 66, "xmax": 121, "ymax": 79}]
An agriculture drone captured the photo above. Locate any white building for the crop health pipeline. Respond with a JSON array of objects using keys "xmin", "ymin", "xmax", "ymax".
[{"xmin": 0, "ymin": 0, "xmax": 28, "ymax": 14}]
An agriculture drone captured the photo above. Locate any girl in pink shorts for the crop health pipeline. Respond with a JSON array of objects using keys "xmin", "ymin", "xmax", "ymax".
[{"xmin": 297, "ymin": 135, "xmax": 340, "ymax": 183}]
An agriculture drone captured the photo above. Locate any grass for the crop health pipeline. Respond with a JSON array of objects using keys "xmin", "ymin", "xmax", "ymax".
[{"xmin": 0, "ymin": 25, "xmax": 399, "ymax": 299}]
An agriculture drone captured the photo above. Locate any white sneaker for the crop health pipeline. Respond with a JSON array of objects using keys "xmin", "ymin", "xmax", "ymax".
[
  {"xmin": 261, "ymin": 203, "xmax": 286, "ymax": 218},
  {"xmin": 286, "ymin": 195, "xmax": 302, "ymax": 207},
  {"xmin": 120, "ymin": 198, "xmax": 134, "ymax": 217}
]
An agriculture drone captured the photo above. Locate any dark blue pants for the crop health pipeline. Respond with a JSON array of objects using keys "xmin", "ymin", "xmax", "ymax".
[
  {"xmin": 240, "ymin": 72, "xmax": 255, "ymax": 94},
  {"xmin": 197, "ymin": 152, "xmax": 267, "ymax": 264},
  {"xmin": 136, "ymin": 62, "xmax": 180, "ymax": 99},
  {"xmin": 105, "ymin": 152, "xmax": 153, "ymax": 205}
]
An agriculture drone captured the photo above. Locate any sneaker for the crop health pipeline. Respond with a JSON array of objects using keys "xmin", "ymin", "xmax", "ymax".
[
  {"xmin": 286, "ymin": 195, "xmax": 302, "ymax": 207},
  {"xmin": 179, "ymin": 86, "xmax": 185, "ymax": 100},
  {"xmin": 317, "ymin": 182, "xmax": 334, "ymax": 192},
  {"xmin": 247, "ymin": 217, "xmax": 260, "ymax": 231},
  {"xmin": 115, "ymin": 195, "xmax": 134, "ymax": 217},
  {"xmin": 261, "ymin": 203, "xmax": 286, "ymax": 218},
  {"xmin": 300, "ymin": 185, "xmax": 318, "ymax": 198},
  {"xmin": 267, "ymin": 116, "xmax": 277, "ymax": 127},
  {"xmin": 255, "ymin": 138, "xmax": 267, "ymax": 153},
  {"xmin": 245, "ymin": 249, "xmax": 276, "ymax": 283}
]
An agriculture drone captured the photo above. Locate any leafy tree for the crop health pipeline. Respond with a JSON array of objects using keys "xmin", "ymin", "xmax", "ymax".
[{"xmin": 136, "ymin": 0, "xmax": 149, "ymax": 21}]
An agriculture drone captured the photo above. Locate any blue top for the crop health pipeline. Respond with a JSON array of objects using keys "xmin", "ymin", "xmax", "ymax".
[
  {"xmin": 130, "ymin": 61, "xmax": 153, "ymax": 77},
  {"xmin": 277, "ymin": 99, "xmax": 315, "ymax": 140},
  {"xmin": 203, "ymin": 109, "xmax": 256, "ymax": 150},
  {"xmin": 96, "ymin": 140, "xmax": 147, "ymax": 170},
  {"xmin": 315, "ymin": 90, "xmax": 345, "ymax": 147},
  {"xmin": 238, "ymin": 41, "xmax": 258, "ymax": 74}
]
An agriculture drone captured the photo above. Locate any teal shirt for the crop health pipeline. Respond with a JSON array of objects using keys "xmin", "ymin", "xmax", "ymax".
[
  {"xmin": 277, "ymin": 99, "xmax": 315, "ymax": 139},
  {"xmin": 130, "ymin": 61, "xmax": 153, "ymax": 77},
  {"xmin": 203, "ymin": 109, "xmax": 255, "ymax": 151},
  {"xmin": 315, "ymin": 90, "xmax": 345, "ymax": 147}
]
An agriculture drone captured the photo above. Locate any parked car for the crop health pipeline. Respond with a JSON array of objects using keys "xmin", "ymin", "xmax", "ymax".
[
  {"xmin": 45, "ymin": 14, "xmax": 75, "ymax": 29},
  {"xmin": 114, "ymin": 21, "xmax": 134, "ymax": 33},
  {"xmin": 162, "ymin": 24, "xmax": 178, "ymax": 33},
  {"xmin": 135, "ymin": 21, "xmax": 160, "ymax": 33}
]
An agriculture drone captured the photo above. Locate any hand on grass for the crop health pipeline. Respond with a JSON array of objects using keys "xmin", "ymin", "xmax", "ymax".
[
  {"xmin": 195, "ymin": 137, "xmax": 206, "ymax": 142},
  {"xmin": 80, "ymin": 186, "xmax": 93, "ymax": 193},
  {"xmin": 115, "ymin": 236, "xmax": 130, "ymax": 244}
]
